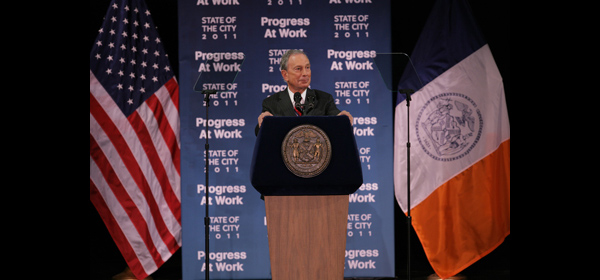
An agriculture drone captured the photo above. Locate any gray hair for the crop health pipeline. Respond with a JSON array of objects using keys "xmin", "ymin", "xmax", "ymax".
[{"xmin": 280, "ymin": 49, "xmax": 307, "ymax": 71}]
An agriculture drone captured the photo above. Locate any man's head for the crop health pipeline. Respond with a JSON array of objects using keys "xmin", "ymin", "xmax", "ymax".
[{"xmin": 280, "ymin": 49, "xmax": 311, "ymax": 93}]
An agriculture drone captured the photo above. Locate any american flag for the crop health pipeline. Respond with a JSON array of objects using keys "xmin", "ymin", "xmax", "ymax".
[{"xmin": 89, "ymin": 0, "xmax": 180, "ymax": 278}]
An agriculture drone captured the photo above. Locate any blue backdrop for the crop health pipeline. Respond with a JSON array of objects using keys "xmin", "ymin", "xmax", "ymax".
[{"xmin": 178, "ymin": 0, "xmax": 393, "ymax": 278}]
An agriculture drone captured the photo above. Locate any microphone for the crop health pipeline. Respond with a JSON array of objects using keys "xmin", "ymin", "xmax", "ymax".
[
  {"xmin": 398, "ymin": 89, "xmax": 414, "ymax": 102},
  {"xmin": 305, "ymin": 95, "xmax": 316, "ymax": 114},
  {"xmin": 294, "ymin": 92, "xmax": 304, "ymax": 115}
]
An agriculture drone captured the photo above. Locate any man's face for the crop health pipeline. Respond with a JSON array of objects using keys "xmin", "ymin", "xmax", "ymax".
[{"xmin": 282, "ymin": 53, "xmax": 311, "ymax": 93}]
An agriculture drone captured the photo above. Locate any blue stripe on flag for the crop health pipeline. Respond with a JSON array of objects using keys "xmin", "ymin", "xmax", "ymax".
[{"xmin": 396, "ymin": 0, "xmax": 486, "ymax": 105}]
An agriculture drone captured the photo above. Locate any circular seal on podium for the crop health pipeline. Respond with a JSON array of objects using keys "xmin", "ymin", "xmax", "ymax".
[{"xmin": 281, "ymin": 124, "xmax": 332, "ymax": 178}]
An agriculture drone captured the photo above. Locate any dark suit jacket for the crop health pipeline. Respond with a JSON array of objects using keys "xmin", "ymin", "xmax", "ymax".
[{"xmin": 255, "ymin": 88, "xmax": 342, "ymax": 135}]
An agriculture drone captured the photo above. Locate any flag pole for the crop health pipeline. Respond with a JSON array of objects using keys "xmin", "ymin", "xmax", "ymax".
[
  {"xmin": 407, "ymin": 90, "xmax": 411, "ymax": 280},
  {"xmin": 400, "ymin": 88, "xmax": 414, "ymax": 280},
  {"xmin": 400, "ymin": 51, "xmax": 422, "ymax": 280},
  {"xmin": 203, "ymin": 89, "xmax": 217, "ymax": 280}
]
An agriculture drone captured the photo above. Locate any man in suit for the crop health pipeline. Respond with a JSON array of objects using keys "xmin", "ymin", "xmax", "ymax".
[{"xmin": 255, "ymin": 49, "xmax": 353, "ymax": 135}]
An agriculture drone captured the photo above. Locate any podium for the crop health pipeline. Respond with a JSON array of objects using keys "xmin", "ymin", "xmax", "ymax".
[{"xmin": 250, "ymin": 116, "xmax": 363, "ymax": 280}]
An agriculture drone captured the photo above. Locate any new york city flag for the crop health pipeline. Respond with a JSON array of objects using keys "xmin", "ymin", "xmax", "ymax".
[{"xmin": 394, "ymin": 0, "xmax": 510, "ymax": 278}]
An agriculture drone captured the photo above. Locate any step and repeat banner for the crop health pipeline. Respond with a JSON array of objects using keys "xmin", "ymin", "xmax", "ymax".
[{"xmin": 178, "ymin": 0, "xmax": 393, "ymax": 279}]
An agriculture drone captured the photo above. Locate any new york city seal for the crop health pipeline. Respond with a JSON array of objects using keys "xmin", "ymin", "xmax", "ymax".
[
  {"xmin": 415, "ymin": 92, "xmax": 483, "ymax": 162},
  {"xmin": 281, "ymin": 124, "xmax": 332, "ymax": 178}
]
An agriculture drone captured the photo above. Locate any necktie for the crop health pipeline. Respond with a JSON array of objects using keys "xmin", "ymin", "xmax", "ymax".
[{"xmin": 294, "ymin": 92, "xmax": 303, "ymax": 116}]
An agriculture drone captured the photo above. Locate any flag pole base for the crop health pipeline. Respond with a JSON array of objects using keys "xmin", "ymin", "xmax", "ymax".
[
  {"xmin": 112, "ymin": 267, "xmax": 154, "ymax": 280},
  {"xmin": 427, "ymin": 274, "xmax": 466, "ymax": 280}
]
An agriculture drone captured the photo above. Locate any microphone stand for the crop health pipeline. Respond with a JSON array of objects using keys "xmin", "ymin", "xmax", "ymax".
[
  {"xmin": 400, "ymin": 53, "xmax": 422, "ymax": 280},
  {"xmin": 202, "ymin": 89, "xmax": 217, "ymax": 280},
  {"xmin": 373, "ymin": 52, "xmax": 422, "ymax": 280},
  {"xmin": 399, "ymin": 88, "xmax": 414, "ymax": 280}
]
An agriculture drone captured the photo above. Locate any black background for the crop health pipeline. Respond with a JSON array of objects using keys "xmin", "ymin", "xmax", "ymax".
[{"xmin": 90, "ymin": 1, "xmax": 510, "ymax": 279}]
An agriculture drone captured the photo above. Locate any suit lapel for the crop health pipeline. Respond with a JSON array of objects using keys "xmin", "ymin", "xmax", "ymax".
[{"xmin": 276, "ymin": 89, "xmax": 297, "ymax": 116}]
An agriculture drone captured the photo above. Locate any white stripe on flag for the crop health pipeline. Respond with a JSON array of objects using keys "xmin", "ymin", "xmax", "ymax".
[
  {"xmin": 137, "ymin": 99, "xmax": 182, "ymax": 207},
  {"xmin": 90, "ymin": 71, "xmax": 181, "ymax": 244},
  {"xmin": 394, "ymin": 45, "xmax": 510, "ymax": 212},
  {"xmin": 90, "ymin": 112, "xmax": 177, "ymax": 262},
  {"xmin": 89, "ymin": 0, "xmax": 181, "ymax": 277},
  {"xmin": 154, "ymin": 83, "xmax": 181, "ymax": 150},
  {"xmin": 90, "ymin": 70, "xmax": 181, "ymax": 276},
  {"xmin": 90, "ymin": 157, "xmax": 159, "ymax": 275}
]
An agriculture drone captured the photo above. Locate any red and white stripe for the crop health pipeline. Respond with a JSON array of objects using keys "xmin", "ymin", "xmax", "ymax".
[{"xmin": 90, "ymin": 70, "xmax": 181, "ymax": 279}]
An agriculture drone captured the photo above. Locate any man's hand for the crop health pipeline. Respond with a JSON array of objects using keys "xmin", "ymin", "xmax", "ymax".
[
  {"xmin": 258, "ymin": 111, "xmax": 273, "ymax": 128},
  {"xmin": 337, "ymin": 110, "xmax": 353, "ymax": 126}
]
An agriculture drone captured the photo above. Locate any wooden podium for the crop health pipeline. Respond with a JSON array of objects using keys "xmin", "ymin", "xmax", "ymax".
[
  {"xmin": 251, "ymin": 116, "xmax": 363, "ymax": 280},
  {"xmin": 265, "ymin": 195, "xmax": 348, "ymax": 279}
]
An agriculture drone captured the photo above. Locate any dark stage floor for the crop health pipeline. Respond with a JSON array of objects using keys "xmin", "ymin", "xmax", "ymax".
[
  {"xmin": 91, "ymin": 252, "xmax": 509, "ymax": 280},
  {"xmin": 90, "ymin": 203, "xmax": 509, "ymax": 280}
]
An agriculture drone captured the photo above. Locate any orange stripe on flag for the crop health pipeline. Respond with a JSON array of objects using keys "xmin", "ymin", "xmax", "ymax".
[{"xmin": 411, "ymin": 139, "xmax": 510, "ymax": 279}]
